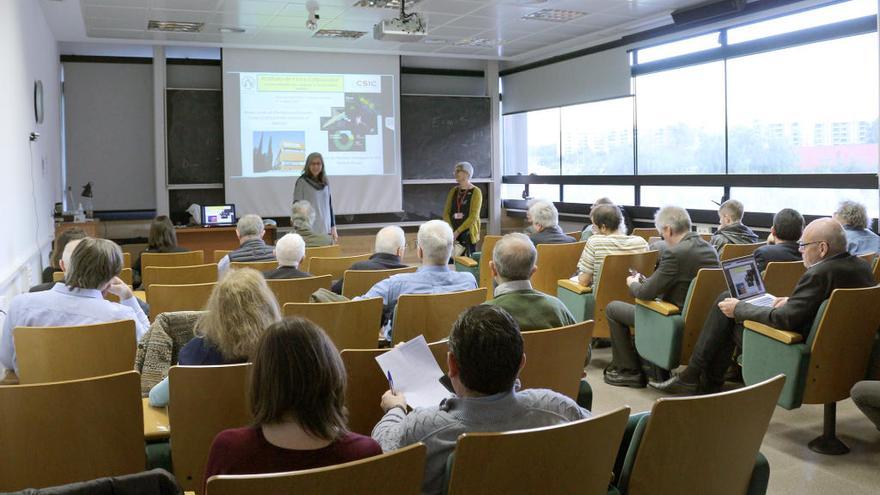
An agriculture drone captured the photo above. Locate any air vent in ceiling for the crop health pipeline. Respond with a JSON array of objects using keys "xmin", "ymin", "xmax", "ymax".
[
  {"xmin": 148, "ymin": 20, "xmax": 204, "ymax": 33},
  {"xmin": 522, "ymin": 9, "xmax": 587, "ymax": 23},
  {"xmin": 354, "ymin": 0, "xmax": 420, "ymax": 8},
  {"xmin": 313, "ymin": 29, "xmax": 367, "ymax": 39}
]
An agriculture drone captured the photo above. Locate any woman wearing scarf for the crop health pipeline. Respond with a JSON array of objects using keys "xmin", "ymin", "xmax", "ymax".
[{"xmin": 293, "ymin": 152, "xmax": 338, "ymax": 244}]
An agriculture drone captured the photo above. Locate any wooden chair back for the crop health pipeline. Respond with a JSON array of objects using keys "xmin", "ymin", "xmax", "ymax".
[
  {"xmin": 631, "ymin": 228, "xmax": 656, "ymax": 241},
  {"xmin": 52, "ymin": 270, "xmax": 64, "ymax": 282},
  {"xmin": 699, "ymin": 233, "xmax": 713, "ymax": 242},
  {"xmin": 229, "ymin": 260, "xmax": 277, "ymax": 272},
  {"xmin": 564, "ymin": 230, "xmax": 582, "ymax": 239},
  {"xmin": 761, "ymin": 261, "xmax": 806, "ymax": 298},
  {"xmin": 447, "ymin": 407, "xmax": 630, "ymax": 495},
  {"xmin": 592, "ymin": 251, "xmax": 659, "ymax": 338},
  {"xmin": 142, "ymin": 263, "xmax": 218, "ymax": 291},
  {"xmin": 391, "ymin": 288, "xmax": 488, "ymax": 345},
  {"xmin": 719, "ymin": 242, "xmax": 765, "ymax": 261},
  {"xmin": 206, "ymin": 443, "xmax": 426, "ymax": 495},
  {"xmin": 532, "ymin": 241, "xmax": 587, "ymax": 294},
  {"xmin": 122, "ymin": 251, "xmax": 131, "ymax": 268},
  {"xmin": 283, "ymin": 298, "xmax": 383, "ymax": 350},
  {"xmin": 874, "ymin": 256, "xmax": 880, "ymax": 283},
  {"xmin": 309, "ymin": 253, "xmax": 372, "ymax": 279},
  {"xmin": 0, "ymin": 371, "xmax": 145, "ymax": 492},
  {"xmin": 148, "ymin": 282, "xmax": 216, "ymax": 321},
  {"xmin": 13, "ymin": 320, "xmax": 136, "ymax": 385},
  {"xmin": 169, "ymin": 364, "xmax": 253, "ymax": 493},
  {"xmin": 429, "ymin": 339, "xmax": 450, "ymax": 373},
  {"xmin": 803, "ymin": 285, "xmax": 880, "ymax": 405},
  {"xmin": 858, "ymin": 252, "xmax": 876, "ymax": 264},
  {"xmin": 212, "ymin": 249, "xmax": 232, "ymax": 264},
  {"xmin": 622, "ymin": 375, "xmax": 785, "ymax": 495},
  {"xmin": 266, "ymin": 275, "xmax": 332, "ymax": 305},
  {"xmin": 680, "ymin": 268, "xmax": 727, "ymax": 363},
  {"xmin": 142, "ymin": 250, "xmax": 205, "ymax": 268},
  {"xmin": 341, "ymin": 266, "xmax": 417, "ymax": 299},
  {"xmin": 519, "ymin": 321, "xmax": 593, "ymax": 400},
  {"xmin": 302, "ymin": 244, "xmax": 343, "ymax": 272},
  {"xmin": 478, "ymin": 235, "xmax": 502, "ymax": 300},
  {"xmin": 340, "ymin": 349, "xmax": 389, "ymax": 435}
]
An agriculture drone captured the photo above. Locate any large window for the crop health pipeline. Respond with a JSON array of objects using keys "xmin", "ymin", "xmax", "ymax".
[
  {"xmin": 561, "ymin": 98, "xmax": 634, "ymax": 175},
  {"xmin": 502, "ymin": 108, "xmax": 560, "ymax": 176},
  {"xmin": 727, "ymin": 33, "xmax": 878, "ymax": 174},
  {"xmin": 730, "ymin": 187, "xmax": 880, "ymax": 218},
  {"xmin": 635, "ymin": 62, "xmax": 726, "ymax": 174}
]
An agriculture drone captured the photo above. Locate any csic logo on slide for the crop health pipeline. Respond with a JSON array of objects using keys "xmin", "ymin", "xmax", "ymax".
[{"xmin": 356, "ymin": 79, "xmax": 377, "ymax": 88}]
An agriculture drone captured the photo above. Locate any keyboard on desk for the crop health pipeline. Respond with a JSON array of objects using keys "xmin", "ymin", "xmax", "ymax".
[{"xmin": 746, "ymin": 294, "xmax": 776, "ymax": 307}]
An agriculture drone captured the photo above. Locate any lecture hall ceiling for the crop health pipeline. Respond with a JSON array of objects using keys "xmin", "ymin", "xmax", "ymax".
[{"xmin": 43, "ymin": 0, "xmax": 715, "ymax": 61}]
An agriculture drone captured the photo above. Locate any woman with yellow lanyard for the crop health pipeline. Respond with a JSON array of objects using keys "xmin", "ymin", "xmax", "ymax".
[{"xmin": 443, "ymin": 161, "xmax": 482, "ymax": 256}]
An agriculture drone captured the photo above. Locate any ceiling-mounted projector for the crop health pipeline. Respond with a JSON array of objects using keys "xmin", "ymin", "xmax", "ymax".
[{"xmin": 373, "ymin": 13, "xmax": 426, "ymax": 42}]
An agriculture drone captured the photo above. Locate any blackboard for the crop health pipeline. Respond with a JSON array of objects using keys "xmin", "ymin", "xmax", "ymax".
[
  {"xmin": 167, "ymin": 89, "xmax": 224, "ymax": 184},
  {"xmin": 401, "ymin": 96, "xmax": 491, "ymax": 179}
]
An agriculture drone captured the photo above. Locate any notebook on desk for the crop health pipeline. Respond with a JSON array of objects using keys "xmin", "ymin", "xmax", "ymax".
[
  {"xmin": 721, "ymin": 255, "xmax": 776, "ymax": 307},
  {"xmin": 201, "ymin": 204, "xmax": 236, "ymax": 227}
]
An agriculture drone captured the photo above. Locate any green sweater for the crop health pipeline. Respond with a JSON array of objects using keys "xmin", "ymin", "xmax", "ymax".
[{"xmin": 486, "ymin": 287, "xmax": 576, "ymax": 331}]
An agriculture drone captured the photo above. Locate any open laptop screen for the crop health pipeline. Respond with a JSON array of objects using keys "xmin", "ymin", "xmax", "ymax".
[
  {"xmin": 721, "ymin": 256, "xmax": 767, "ymax": 300},
  {"xmin": 202, "ymin": 205, "xmax": 236, "ymax": 226}
]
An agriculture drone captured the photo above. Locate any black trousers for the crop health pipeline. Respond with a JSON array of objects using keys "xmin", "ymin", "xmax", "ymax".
[
  {"xmin": 687, "ymin": 291, "xmax": 743, "ymax": 387},
  {"xmin": 455, "ymin": 232, "xmax": 476, "ymax": 257}
]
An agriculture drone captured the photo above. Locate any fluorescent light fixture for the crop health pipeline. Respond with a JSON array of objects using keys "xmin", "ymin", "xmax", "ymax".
[
  {"xmin": 219, "ymin": 27, "xmax": 247, "ymax": 34},
  {"xmin": 313, "ymin": 29, "xmax": 367, "ymax": 38},
  {"xmin": 148, "ymin": 20, "xmax": 205, "ymax": 33},
  {"xmin": 522, "ymin": 9, "xmax": 587, "ymax": 22}
]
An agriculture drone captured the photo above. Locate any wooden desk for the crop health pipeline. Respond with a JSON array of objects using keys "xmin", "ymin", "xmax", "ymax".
[
  {"xmin": 143, "ymin": 398, "xmax": 170, "ymax": 440},
  {"xmin": 55, "ymin": 220, "xmax": 101, "ymax": 239},
  {"xmin": 176, "ymin": 226, "xmax": 276, "ymax": 263}
]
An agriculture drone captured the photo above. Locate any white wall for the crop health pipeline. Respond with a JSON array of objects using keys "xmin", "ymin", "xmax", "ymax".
[{"xmin": 0, "ymin": 1, "xmax": 61, "ymax": 306}]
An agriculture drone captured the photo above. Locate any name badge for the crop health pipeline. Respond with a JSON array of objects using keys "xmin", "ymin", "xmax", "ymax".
[{"xmin": 453, "ymin": 213, "xmax": 464, "ymax": 220}]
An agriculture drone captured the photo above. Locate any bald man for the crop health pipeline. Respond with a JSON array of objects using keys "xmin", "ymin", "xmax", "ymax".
[{"xmin": 654, "ymin": 218, "xmax": 875, "ymax": 394}]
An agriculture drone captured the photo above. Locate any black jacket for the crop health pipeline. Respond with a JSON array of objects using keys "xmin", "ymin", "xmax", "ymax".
[
  {"xmin": 263, "ymin": 266, "xmax": 312, "ymax": 279},
  {"xmin": 628, "ymin": 232, "xmax": 720, "ymax": 307},
  {"xmin": 529, "ymin": 226, "xmax": 575, "ymax": 246},
  {"xmin": 330, "ymin": 253, "xmax": 407, "ymax": 294},
  {"xmin": 753, "ymin": 242, "xmax": 801, "ymax": 272}
]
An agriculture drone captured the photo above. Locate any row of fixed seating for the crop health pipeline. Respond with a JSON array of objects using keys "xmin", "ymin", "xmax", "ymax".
[{"xmin": 0, "ymin": 367, "xmax": 786, "ymax": 495}]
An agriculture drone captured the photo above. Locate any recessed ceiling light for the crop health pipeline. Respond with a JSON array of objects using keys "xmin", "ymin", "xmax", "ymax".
[
  {"xmin": 454, "ymin": 37, "xmax": 503, "ymax": 48},
  {"xmin": 313, "ymin": 29, "xmax": 367, "ymax": 39},
  {"xmin": 219, "ymin": 27, "xmax": 246, "ymax": 34},
  {"xmin": 422, "ymin": 38, "xmax": 448, "ymax": 45},
  {"xmin": 354, "ymin": 0, "xmax": 420, "ymax": 9},
  {"xmin": 147, "ymin": 20, "xmax": 204, "ymax": 33},
  {"xmin": 522, "ymin": 9, "xmax": 587, "ymax": 23}
]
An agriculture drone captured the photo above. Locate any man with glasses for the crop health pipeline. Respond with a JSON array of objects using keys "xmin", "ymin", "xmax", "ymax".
[{"xmin": 654, "ymin": 218, "xmax": 875, "ymax": 394}]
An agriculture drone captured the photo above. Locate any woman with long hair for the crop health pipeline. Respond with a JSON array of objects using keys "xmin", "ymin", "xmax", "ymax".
[
  {"xmin": 293, "ymin": 152, "xmax": 338, "ymax": 243},
  {"xmin": 133, "ymin": 215, "xmax": 188, "ymax": 285},
  {"xmin": 202, "ymin": 318, "xmax": 381, "ymax": 486},
  {"xmin": 147, "ymin": 268, "xmax": 281, "ymax": 406}
]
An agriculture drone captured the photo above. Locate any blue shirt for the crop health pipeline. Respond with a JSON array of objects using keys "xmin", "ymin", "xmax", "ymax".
[
  {"xmin": 0, "ymin": 283, "xmax": 149, "ymax": 373},
  {"xmin": 843, "ymin": 225, "xmax": 880, "ymax": 256},
  {"xmin": 356, "ymin": 265, "xmax": 477, "ymax": 339}
]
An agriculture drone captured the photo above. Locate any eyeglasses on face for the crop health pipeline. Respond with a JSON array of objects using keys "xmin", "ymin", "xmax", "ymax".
[{"xmin": 797, "ymin": 240, "xmax": 826, "ymax": 250}]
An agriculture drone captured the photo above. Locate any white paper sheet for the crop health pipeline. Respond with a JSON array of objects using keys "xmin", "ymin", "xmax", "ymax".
[{"xmin": 375, "ymin": 335, "xmax": 451, "ymax": 409}]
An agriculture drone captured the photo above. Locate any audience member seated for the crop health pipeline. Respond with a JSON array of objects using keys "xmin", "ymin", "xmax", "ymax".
[
  {"xmin": 372, "ymin": 305, "xmax": 590, "ymax": 495},
  {"xmin": 356, "ymin": 220, "xmax": 476, "ymax": 340},
  {"xmin": 485, "ymin": 233, "xmax": 575, "ymax": 331},
  {"xmin": 581, "ymin": 197, "xmax": 631, "ymax": 241},
  {"xmin": 133, "ymin": 215, "xmax": 189, "ymax": 285},
  {"xmin": 203, "ymin": 318, "xmax": 381, "ymax": 491},
  {"xmin": 0, "ymin": 238, "xmax": 149, "ymax": 374},
  {"xmin": 527, "ymin": 199, "xmax": 576, "ymax": 245},
  {"xmin": 263, "ymin": 233, "xmax": 311, "ymax": 280},
  {"xmin": 710, "ymin": 199, "xmax": 759, "ymax": 251},
  {"xmin": 217, "ymin": 214, "xmax": 276, "ymax": 277},
  {"xmin": 291, "ymin": 200, "xmax": 332, "ymax": 248},
  {"xmin": 40, "ymin": 227, "xmax": 86, "ymax": 284},
  {"xmin": 753, "ymin": 208, "xmax": 804, "ymax": 272},
  {"xmin": 851, "ymin": 380, "xmax": 880, "ymax": 430},
  {"xmin": 604, "ymin": 206, "xmax": 719, "ymax": 388},
  {"xmin": 576, "ymin": 204, "xmax": 648, "ymax": 289},
  {"xmin": 654, "ymin": 218, "xmax": 876, "ymax": 394},
  {"xmin": 148, "ymin": 268, "xmax": 281, "ymax": 407},
  {"xmin": 833, "ymin": 200, "xmax": 880, "ymax": 256},
  {"xmin": 330, "ymin": 226, "xmax": 408, "ymax": 294}
]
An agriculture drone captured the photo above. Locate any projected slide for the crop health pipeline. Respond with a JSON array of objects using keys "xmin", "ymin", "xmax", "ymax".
[{"xmin": 238, "ymin": 72, "xmax": 395, "ymax": 177}]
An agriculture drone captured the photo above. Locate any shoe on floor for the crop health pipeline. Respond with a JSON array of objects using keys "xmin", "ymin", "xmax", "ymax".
[
  {"xmin": 592, "ymin": 338, "xmax": 611, "ymax": 349},
  {"xmin": 603, "ymin": 367, "xmax": 646, "ymax": 388},
  {"xmin": 649, "ymin": 373, "xmax": 698, "ymax": 395}
]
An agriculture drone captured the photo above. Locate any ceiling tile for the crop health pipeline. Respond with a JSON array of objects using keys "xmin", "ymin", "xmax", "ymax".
[
  {"xmin": 211, "ymin": 12, "xmax": 274, "ymax": 27},
  {"xmin": 82, "ymin": 0, "xmax": 150, "ymax": 7},
  {"xmin": 151, "ymin": 0, "xmax": 223, "ymax": 11},
  {"xmin": 417, "ymin": 0, "xmax": 485, "ymax": 16},
  {"xmin": 419, "ymin": 12, "xmax": 460, "ymax": 28},
  {"xmin": 447, "ymin": 15, "xmax": 499, "ymax": 30},
  {"xmin": 148, "ymin": 9, "xmax": 215, "ymax": 23},
  {"xmin": 276, "ymin": 3, "xmax": 346, "ymax": 19},
  {"xmin": 86, "ymin": 27, "xmax": 148, "ymax": 40},
  {"xmin": 86, "ymin": 16, "xmax": 147, "ymax": 31},
  {"xmin": 218, "ymin": 1, "xmax": 288, "ymax": 16},
  {"xmin": 427, "ymin": 25, "xmax": 485, "ymax": 39},
  {"xmin": 82, "ymin": 5, "xmax": 148, "ymax": 19}
]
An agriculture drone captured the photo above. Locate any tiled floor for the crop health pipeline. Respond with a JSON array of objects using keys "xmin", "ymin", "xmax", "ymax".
[{"xmin": 586, "ymin": 347, "xmax": 880, "ymax": 494}]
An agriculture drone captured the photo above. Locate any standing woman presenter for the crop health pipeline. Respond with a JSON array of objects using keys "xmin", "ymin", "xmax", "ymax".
[
  {"xmin": 443, "ymin": 161, "xmax": 482, "ymax": 256},
  {"xmin": 293, "ymin": 152, "xmax": 338, "ymax": 244}
]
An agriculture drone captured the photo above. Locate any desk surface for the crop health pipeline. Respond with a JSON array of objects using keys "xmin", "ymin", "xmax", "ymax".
[{"xmin": 143, "ymin": 398, "xmax": 170, "ymax": 440}]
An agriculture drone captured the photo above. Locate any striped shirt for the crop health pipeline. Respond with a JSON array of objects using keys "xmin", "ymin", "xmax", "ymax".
[{"xmin": 577, "ymin": 234, "xmax": 649, "ymax": 288}]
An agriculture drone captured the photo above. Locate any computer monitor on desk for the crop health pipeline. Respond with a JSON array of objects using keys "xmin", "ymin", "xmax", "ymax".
[{"xmin": 201, "ymin": 205, "xmax": 236, "ymax": 227}]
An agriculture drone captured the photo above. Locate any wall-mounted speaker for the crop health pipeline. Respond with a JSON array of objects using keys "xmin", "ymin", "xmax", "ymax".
[{"xmin": 671, "ymin": 0, "xmax": 746, "ymax": 25}]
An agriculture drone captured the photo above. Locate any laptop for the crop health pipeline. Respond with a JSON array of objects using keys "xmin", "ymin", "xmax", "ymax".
[
  {"xmin": 201, "ymin": 204, "xmax": 236, "ymax": 227},
  {"xmin": 721, "ymin": 255, "xmax": 776, "ymax": 307}
]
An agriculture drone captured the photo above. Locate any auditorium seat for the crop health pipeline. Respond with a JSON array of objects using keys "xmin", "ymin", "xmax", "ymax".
[
  {"xmin": 229, "ymin": 260, "xmax": 277, "ymax": 272},
  {"xmin": 265, "ymin": 275, "xmax": 331, "ymax": 305},
  {"xmin": 142, "ymin": 263, "xmax": 218, "ymax": 292},
  {"xmin": 391, "ymin": 288, "xmax": 487, "ymax": 345},
  {"xmin": 308, "ymin": 253, "xmax": 372, "ymax": 280},
  {"xmin": 148, "ymin": 282, "xmax": 216, "ymax": 321},
  {"xmin": 452, "ymin": 234, "xmax": 500, "ymax": 301},
  {"xmin": 519, "ymin": 321, "xmax": 593, "ymax": 402},
  {"xmin": 142, "ymin": 250, "xmax": 205, "ymax": 268},
  {"xmin": 719, "ymin": 242, "xmax": 765, "ymax": 261},
  {"xmin": 531, "ymin": 241, "xmax": 586, "ymax": 295},
  {"xmin": 283, "ymin": 297, "xmax": 383, "ymax": 350},
  {"xmin": 302, "ymin": 245, "xmax": 343, "ymax": 272},
  {"xmin": 761, "ymin": 261, "xmax": 805, "ymax": 298},
  {"xmin": 341, "ymin": 266, "xmax": 418, "ymax": 299}
]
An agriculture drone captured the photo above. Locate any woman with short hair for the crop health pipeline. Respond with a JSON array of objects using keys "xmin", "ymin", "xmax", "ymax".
[
  {"xmin": 202, "ymin": 318, "xmax": 381, "ymax": 487},
  {"xmin": 147, "ymin": 268, "xmax": 281, "ymax": 406},
  {"xmin": 443, "ymin": 161, "xmax": 482, "ymax": 256}
]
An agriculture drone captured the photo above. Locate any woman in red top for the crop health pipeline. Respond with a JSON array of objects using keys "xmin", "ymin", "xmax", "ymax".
[{"xmin": 203, "ymin": 318, "xmax": 381, "ymax": 490}]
